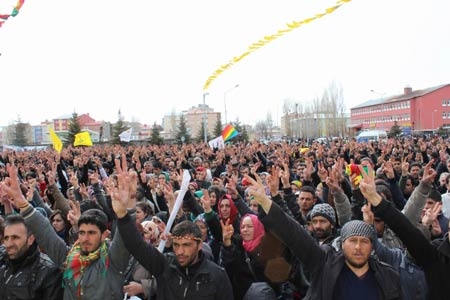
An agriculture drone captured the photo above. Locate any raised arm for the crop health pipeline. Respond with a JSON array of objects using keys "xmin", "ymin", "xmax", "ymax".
[
  {"xmin": 111, "ymin": 155, "xmax": 167, "ymax": 276},
  {"xmin": 1, "ymin": 164, "xmax": 69, "ymax": 267}
]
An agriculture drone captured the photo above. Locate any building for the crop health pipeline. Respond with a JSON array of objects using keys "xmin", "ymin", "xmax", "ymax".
[
  {"xmin": 350, "ymin": 83, "xmax": 450, "ymax": 134},
  {"xmin": 281, "ymin": 112, "xmax": 350, "ymax": 139},
  {"xmin": 162, "ymin": 104, "xmax": 221, "ymax": 141}
]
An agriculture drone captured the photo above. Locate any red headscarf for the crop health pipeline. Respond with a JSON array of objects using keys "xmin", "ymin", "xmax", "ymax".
[
  {"xmin": 241, "ymin": 214, "xmax": 265, "ymax": 252},
  {"xmin": 218, "ymin": 194, "xmax": 238, "ymax": 225}
]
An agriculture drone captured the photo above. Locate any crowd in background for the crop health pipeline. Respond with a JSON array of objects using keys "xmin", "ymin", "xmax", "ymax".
[{"xmin": 0, "ymin": 135, "xmax": 450, "ymax": 299}]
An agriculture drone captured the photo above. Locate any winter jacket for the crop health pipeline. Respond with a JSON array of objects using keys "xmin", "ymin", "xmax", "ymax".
[
  {"xmin": 373, "ymin": 237, "xmax": 428, "ymax": 300},
  {"xmin": 117, "ymin": 213, "xmax": 234, "ymax": 300},
  {"xmin": 21, "ymin": 205, "xmax": 130, "ymax": 300},
  {"xmin": 261, "ymin": 202, "xmax": 402, "ymax": 300},
  {"xmin": 0, "ymin": 244, "xmax": 62, "ymax": 300},
  {"xmin": 374, "ymin": 198, "xmax": 450, "ymax": 300}
]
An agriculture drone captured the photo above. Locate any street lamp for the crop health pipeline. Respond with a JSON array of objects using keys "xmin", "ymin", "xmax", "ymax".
[
  {"xmin": 224, "ymin": 84, "xmax": 239, "ymax": 124},
  {"xmin": 203, "ymin": 92, "xmax": 209, "ymax": 143}
]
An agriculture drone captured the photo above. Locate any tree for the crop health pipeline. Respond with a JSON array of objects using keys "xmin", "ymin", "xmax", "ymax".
[
  {"xmin": 175, "ymin": 115, "xmax": 191, "ymax": 144},
  {"xmin": 213, "ymin": 115, "xmax": 223, "ymax": 138},
  {"xmin": 240, "ymin": 125, "xmax": 249, "ymax": 143},
  {"xmin": 149, "ymin": 122, "xmax": 164, "ymax": 145},
  {"xmin": 195, "ymin": 122, "xmax": 210, "ymax": 143},
  {"xmin": 66, "ymin": 112, "xmax": 82, "ymax": 146},
  {"xmin": 13, "ymin": 121, "xmax": 29, "ymax": 147},
  {"xmin": 389, "ymin": 121, "xmax": 402, "ymax": 138},
  {"xmin": 111, "ymin": 110, "xmax": 129, "ymax": 144}
]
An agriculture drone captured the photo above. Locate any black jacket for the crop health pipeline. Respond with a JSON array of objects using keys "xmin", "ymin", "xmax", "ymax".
[
  {"xmin": 374, "ymin": 199, "xmax": 450, "ymax": 300},
  {"xmin": 0, "ymin": 244, "xmax": 62, "ymax": 300},
  {"xmin": 117, "ymin": 213, "xmax": 234, "ymax": 300},
  {"xmin": 261, "ymin": 202, "xmax": 401, "ymax": 300}
]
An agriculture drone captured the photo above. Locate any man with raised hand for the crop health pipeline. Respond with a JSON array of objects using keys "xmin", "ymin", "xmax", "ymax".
[
  {"xmin": 1, "ymin": 162, "xmax": 130, "ymax": 300},
  {"xmin": 112, "ymin": 176, "xmax": 234, "ymax": 299},
  {"xmin": 359, "ymin": 163, "xmax": 450, "ymax": 300},
  {"xmin": 245, "ymin": 173, "xmax": 401, "ymax": 300}
]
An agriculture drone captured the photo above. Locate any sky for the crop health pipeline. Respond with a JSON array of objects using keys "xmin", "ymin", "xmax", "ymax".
[{"xmin": 1, "ymin": 0, "xmax": 449, "ymax": 127}]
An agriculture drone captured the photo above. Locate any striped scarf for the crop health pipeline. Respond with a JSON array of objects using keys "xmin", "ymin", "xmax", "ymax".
[{"xmin": 63, "ymin": 240, "xmax": 109, "ymax": 296}]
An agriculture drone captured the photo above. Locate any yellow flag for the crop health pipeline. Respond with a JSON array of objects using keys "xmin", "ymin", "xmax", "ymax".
[
  {"xmin": 74, "ymin": 132, "xmax": 93, "ymax": 147},
  {"xmin": 49, "ymin": 129, "xmax": 63, "ymax": 153}
]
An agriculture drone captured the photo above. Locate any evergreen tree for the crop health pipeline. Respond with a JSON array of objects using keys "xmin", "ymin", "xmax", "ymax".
[
  {"xmin": 196, "ymin": 122, "xmax": 211, "ymax": 143},
  {"xmin": 231, "ymin": 120, "xmax": 245, "ymax": 143},
  {"xmin": 389, "ymin": 121, "xmax": 402, "ymax": 138},
  {"xmin": 111, "ymin": 110, "xmax": 129, "ymax": 144},
  {"xmin": 66, "ymin": 112, "xmax": 81, "ymax": 145},
  {"xmin": 175, "ymin": 115, "xmax": 191, "ymax": 144},
  {"xmin": 13, "ymin": 121, "xmax": 29, "ymax": 147},
  {"xmin": 150, "ymin": 122, "xmax": 164, "ymax": 145},
  {"xmin": 240, "ymin": 126, "xmax": 249, "ymax": 143},
  {"xmin": 213, "ymin": 115, "xmax": 223, "ymax": 137}
]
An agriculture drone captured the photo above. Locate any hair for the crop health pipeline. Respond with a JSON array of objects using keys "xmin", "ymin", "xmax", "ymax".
[
  {"xmin": 136, "ymin": 201, "xmax": 154, "ymax": 217},
  {"xmin": 427, "ymin": 189, "xmax": 442, "ymax": 202},
  {"xmin": 78, "ymin": 209, "xmax": 108, "ymax": 233},
  {"xmin": 409, "ymin": 162, "xmax": 422, "ymax": 170},
  {"xmin": 4, "ymin": 214, "xmax": 31, "ymax": 237},
  {"xmin": 172, "ymin": 220, "xmax": 202, "ymax": 243},
  {"xmin": 49, "ymin": 209, "xmax": 71, "ymax": 231},
  {"xmin": 376, "ymin": 183, "xmax": 393, "ymax": 202},
  {"xmin": 300, "ymin": 186, "xmax": 316, "ymax": 198},
  {"xmin": 208, "ymin": 185, "xmax": 225, "ymax": 200}
]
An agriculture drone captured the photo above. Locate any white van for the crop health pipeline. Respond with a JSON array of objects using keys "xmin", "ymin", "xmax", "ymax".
[{"xmin": 356, "ymin": 130, "xmax": 387, "ymax": 143}]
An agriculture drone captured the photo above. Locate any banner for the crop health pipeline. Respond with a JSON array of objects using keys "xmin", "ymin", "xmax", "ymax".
[
  {"xmin": 119, "ymin": 128, "xmax": 132, "ymax": 142},
  {"xmin": 74, "ymin": 131, "xmax": 93, "ymax": 147},
  {"xmin": 49, "ymin": 128, "xmax": 63, "ymax": 153},
  {"xmin": 208, "ymin": 136, "xmax": 225, "ymax": 150},
  {"xmin": 222, "ymin": 124, "xmax": 239, "ymax": 142}
]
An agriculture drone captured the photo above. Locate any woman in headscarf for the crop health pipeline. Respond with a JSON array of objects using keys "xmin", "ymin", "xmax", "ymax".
[
  {"xmin": 220, "ymin": 213, "xmax": 270, "ymax": 300},
  {"xmin": 123, "ymin": 220, "xmax": 158, "ymax": 300}
]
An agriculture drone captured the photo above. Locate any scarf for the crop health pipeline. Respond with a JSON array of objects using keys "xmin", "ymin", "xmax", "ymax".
[
  {"xmin": 218, "ymin": 194, "xmax": 238, "ymax": 225},
  {"xmin": 63, "ymin": 240, "xmax": 109, "ymax": 296},
  {"xmin": 241, "ymin": 214, "xmax": 265, "ymax": 252}
]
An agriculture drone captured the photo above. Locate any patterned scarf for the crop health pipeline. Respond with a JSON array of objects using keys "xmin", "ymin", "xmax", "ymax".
[{"xmin": 63, "ymin": 240, "xmax": 110, "ymax": 296}]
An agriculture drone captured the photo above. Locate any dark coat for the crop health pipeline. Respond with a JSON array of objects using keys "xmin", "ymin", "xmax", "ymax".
[
  {"xmin": 117, "ymin": 214, "xmax": 234, "ymax": 300},
  {"xmin": 374, "ymin": 199, "xmax": 450, "ymax": 300},
  {"xmin": 0, "ymin": 244, "xmax": 62, "ymax": 300},
  {"xmin": 261, "ymin": 202, "xmax": 402, "ymax": 300}
]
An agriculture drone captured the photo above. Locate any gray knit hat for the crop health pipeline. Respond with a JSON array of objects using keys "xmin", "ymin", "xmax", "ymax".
[
  {"xmin": 310, "ymin": 203, "xmax": 336, "ymax": 225},
  {"xmin": 340, "ymin": 220, "xmax": 376, "ymax": 243}
]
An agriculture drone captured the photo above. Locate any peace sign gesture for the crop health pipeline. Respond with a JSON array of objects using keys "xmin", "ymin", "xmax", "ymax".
[
  {"xmin": 358, "ymin": 164, "xmax": 382, "ymax": 206},
  {"xmin": 220, "ymin": 218, "xmax": 234, "ymax": 247}
]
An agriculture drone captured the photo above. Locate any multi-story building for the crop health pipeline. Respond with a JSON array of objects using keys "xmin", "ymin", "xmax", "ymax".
[
  {"xmin": 162, "ymin": 104, "xmax": 221, "ymax": 141},
  {"xmin": 350, "ymin": 83, "xmax": 450, "ymax": 134}
]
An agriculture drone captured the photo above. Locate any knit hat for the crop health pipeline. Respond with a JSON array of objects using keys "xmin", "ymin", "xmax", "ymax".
[
  {"xmin": 340, "ymin": 220, "xmax": 376, "ymax": 243},
  {"xmin": 310, "ymin": 203, "xmax": 336, "ymax": 225}
]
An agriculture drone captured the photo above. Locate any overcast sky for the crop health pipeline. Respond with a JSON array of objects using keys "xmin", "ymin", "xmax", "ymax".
[{"xmin": 1, "ymin": 0, "xmax": 449, "ymax": 127}]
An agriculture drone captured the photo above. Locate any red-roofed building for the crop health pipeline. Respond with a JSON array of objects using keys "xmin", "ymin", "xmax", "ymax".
[{"xmin": 350, "ymin": 83, "xmax": 450, "ymax": 134}]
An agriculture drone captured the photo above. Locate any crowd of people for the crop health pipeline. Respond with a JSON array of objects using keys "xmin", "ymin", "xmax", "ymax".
[{"xmin": 0, "ymin": 135, "xmax": 450, "ymax": 299}]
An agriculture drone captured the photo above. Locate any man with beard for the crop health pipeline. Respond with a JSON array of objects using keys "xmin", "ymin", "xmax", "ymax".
[
  {"xmin": 309, "ymin": 203, "xmax": 337, "ymax": 245},
  {"xmin": 1, "ymin": 163, "xmax": 130, "ymax": 300},
  {"xmin": 0, "ymin": 214, "xmax": 62, "ymax": 300},
  {"xmin": 246, "ymin": 175, "xmax": 401, "ymax": 299}
]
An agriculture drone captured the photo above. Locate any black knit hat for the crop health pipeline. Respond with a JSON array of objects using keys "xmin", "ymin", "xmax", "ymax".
[
  {"xmin": 310, "ymin": 203, "xmax": 336, "ymax": 225},
  {"xmin": 340, "ymin": 220, "xmax": 376, "ymax": 243}
]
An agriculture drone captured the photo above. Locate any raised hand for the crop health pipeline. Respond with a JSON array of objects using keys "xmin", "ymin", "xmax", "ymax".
[
  {"xmin": 358, "ymin": 164, "xmax": 382, "ymax": 206},
  {"xmin": 1, "ymin": 164, "xmax": 29, "ymax": 209},
  {"xmin": 421, "ymin": 160, "xmax": 437, "ymax": 185},
  {"xmin": 361, "ymin": 203, "xmax": 375, "ymax": 225},
  {"xmin": 111, "ymin": 154, "xmax": 132, "ymax": 218},
  {"xmin": 67, "ymin": 200, "xmax": 81, "ymax": 228},
  {"xmin": 244, "ymin": 174, "xmax": 272, "ymax": 213},
  {"xmin": 220, "ymin": 218, "xmax": 234, "ymax": 246}
]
